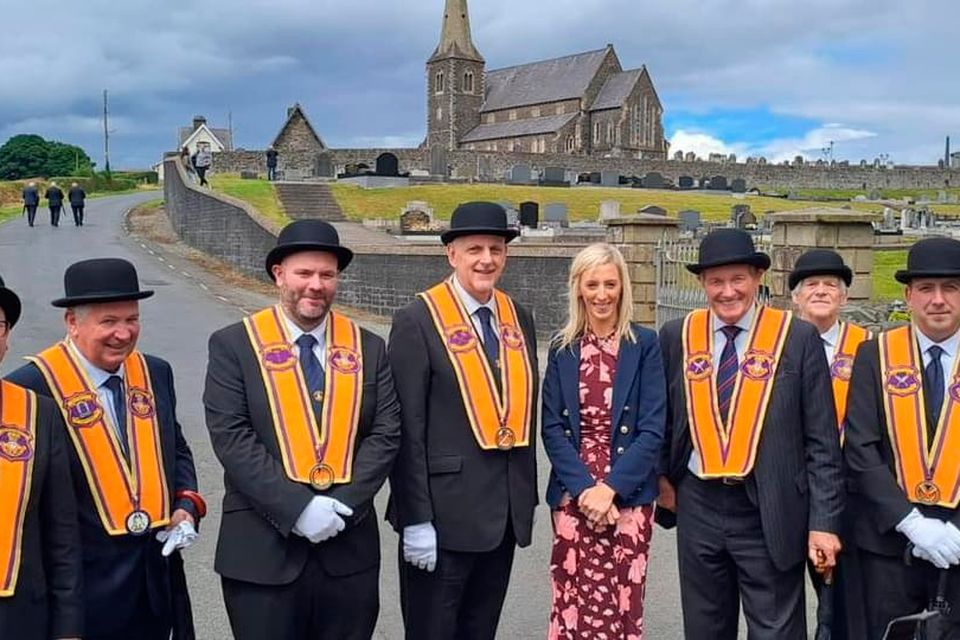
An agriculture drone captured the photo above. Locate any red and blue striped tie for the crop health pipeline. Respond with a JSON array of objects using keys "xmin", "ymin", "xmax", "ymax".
[{"xmin": 717, "ymin": 325, "xmax": 742, "ymax": 427}]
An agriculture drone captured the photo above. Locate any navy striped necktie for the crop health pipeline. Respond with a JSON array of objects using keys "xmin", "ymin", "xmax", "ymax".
[
  {"xmin": 296, "ymin": 334, "xmax": 325, "ymax": 415},
  {"xmin": 717, "ymin": 325, "xmax": 742, "ymax": 427},
  {"xmin": 475, "ymin": 307, "xmax": 500, "ymax": 368},
  {"xmin": 924, "ymin": 345, "xmax": 945, "ymax": 434}
]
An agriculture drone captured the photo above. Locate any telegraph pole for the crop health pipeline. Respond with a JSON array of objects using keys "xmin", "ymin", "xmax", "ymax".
[{"xmin": 103, "ymin": 89, "xmax": 111, "ymax": 177}]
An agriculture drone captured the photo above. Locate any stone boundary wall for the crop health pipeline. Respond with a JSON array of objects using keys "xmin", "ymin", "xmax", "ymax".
[
  {"xmin": 162, "ymin": 158, "xmax": 574, "ymax": 333},
  {"xmin": 211, "ymin": 147, "xmax": 959, "ymax": 190}
]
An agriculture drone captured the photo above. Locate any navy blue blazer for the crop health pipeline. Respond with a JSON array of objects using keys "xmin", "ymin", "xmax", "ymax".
[{"xmin": 542, "ymin": 323, "xmax": 667, "ymax": 508}]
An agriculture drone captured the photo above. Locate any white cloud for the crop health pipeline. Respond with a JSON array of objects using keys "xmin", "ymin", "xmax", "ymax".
[{"xmin": 671, "ymin": 124, "xmax": 878, "ymax": 164}]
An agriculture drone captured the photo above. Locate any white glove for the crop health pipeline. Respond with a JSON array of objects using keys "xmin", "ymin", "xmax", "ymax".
[
  {"xmin": 403, "ymin": 522, "xmax": 438, "ymax": 572},
  {"xmin": 897, "ymin": 509, "xmax": 960, "ymax": 569},
  {"xmin": 155, "ymin": 520, "xmax": 198, "ymax": 557},
  {"xmin": 292, "ymin": 496, "xmax": 354, "ymax": 544}
]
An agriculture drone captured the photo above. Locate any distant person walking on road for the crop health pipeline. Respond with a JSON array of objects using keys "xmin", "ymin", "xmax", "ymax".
[
  {"xmin": 266, "ymin": 146, "xmax": 279, "ymax": 181},
  {"xmin": 22, "ymin": 181, "xmax": 39, "ymax": 227},
  {"xmin": 68, "ymin": 182, "xmax": 86, "ymax": 226},
  {"xmin": 45, "ymin": 181, "xmax": 64, "ymax": 227},
  {"xmin": 194, "ymin": 146, "xmax": 212, "ymax": 187}
]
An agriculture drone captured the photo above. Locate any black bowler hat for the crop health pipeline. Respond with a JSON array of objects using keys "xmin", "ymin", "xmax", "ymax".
[
  {"xmin": 895, "ymin": 236, "xmax": 960, "ymax": 284},
  {"xmin": 51, "ymin": 258, "xmax": 154, "ymax": 308},
  {"xmin": 0, "ymin": 276, "xmax": 22, "ymax": 328},
  {"xmin": 788, "ymin": 249, "xmax": 853, "ymax": 291},
  {"xmin": 441, "ymin": 201, "xmax": 520, "ymax": 245},
  {"xmin": 265, "ymin": 219, "xmax": 353, "ymax": 278},
  {"xmin": 686, "ymin": 228, "xmax": 770, "ymax": 275}
]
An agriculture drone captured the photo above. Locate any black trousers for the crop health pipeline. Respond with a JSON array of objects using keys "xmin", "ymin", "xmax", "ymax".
[
  {"xmin": 25, "ymin": 205, "xmax": 37, "ymax": 226},
  {"xmin": 222, "ymin": 549, "xmax": 379, "ymax": 640},
  {"xmin": 49, "ymin": 205, "xmax": 61, "ymax": 226},
  {"xmin": 196, "ymin": 167, "xmax": 208, "ymax": 186},
  {"xmin": 860, "ymin": 548, "xmax": 960, "ymax": 639},
  {"xmin": 677, "ymin": 474, "xmax": 806, "ymax": 640},
  {"xmin": 71, "ymin": 204, "xmax": 84, "ymax": 225},
  {"xmin": 86, "ymin": 588, "xmax": 170, "ymax": 640},
  {"xmin": 400, "ymin": 527, "xmax": 516, "ymax": 640}
]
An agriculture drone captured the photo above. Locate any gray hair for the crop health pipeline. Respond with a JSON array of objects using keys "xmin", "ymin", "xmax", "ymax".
[{"xmin": 790, "ymin": 276, "xmax": 848, "ymax": 296}]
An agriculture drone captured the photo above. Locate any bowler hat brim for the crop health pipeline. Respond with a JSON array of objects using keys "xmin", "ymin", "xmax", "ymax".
[
  {"xmin": 440, "ymin": 226, "xmax": 520, "ymax": 245},
  {"xmin": 686, "ymin": 252, "xmax": 771, "ymax": 275},
  {"xmin": 788, "ymin": 266, "xmax": 853, "ymax": 291},
  {"xmin": 51, "ymin": 290, "xmax": 154, "ymax": 308},
  {"xmin": 0, "ymin": 287, "xmax": 21, "ymax": 327},
  {"xmin": 265, "ymin": 242, "xmax": 354, "ymax": 278},
  {"xmin": 894, "ymin": 268, "xmax": 960, "ymax": 284}
]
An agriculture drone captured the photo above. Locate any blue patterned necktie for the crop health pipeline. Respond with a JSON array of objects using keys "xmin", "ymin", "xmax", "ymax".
[
  {"xmin": 716, "ymin": 325, "xmax": 742, "ymax": 427},
  {"xmin": 103, "ymin": 375, "xmax": 129, "ymax": 458},
  {"xmin": 924, "ymin": 345, "xmax": 945, "ymax": 435},
  {"xmin": 296, "ymin": 334, "xmax": 325, "ymax": 415},
  {"xmin": 475, "ymin": 307, "xmax": 500, "ymax": 368}
]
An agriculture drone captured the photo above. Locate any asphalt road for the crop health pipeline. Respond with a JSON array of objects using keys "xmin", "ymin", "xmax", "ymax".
[{"xmin": 0, "ymin": 192, "xmax": 819, "ymax": 639}]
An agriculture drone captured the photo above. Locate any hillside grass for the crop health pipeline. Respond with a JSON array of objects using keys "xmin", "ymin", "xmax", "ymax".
[
  {"xmin": 872, "ymin": 250, "xmax": 909, "ymax": 301},
  {"xmin": 207, "ymin": 175, "xmax": 289, "ymax": 225}
]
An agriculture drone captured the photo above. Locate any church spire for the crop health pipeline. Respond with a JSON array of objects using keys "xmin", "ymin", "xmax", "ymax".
[{"xmin": 429, "ymin": 0, "xmax": 484, "ymax": 63}]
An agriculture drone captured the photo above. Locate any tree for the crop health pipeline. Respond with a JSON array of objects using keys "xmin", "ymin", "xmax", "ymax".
[{"xmin": 0, "ymin": 134, "xmax": 95, "ymax": 179}]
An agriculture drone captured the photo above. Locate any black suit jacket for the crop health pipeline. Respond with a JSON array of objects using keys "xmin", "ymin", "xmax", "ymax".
[
  {"xmin": 203, "ymin": 319, "xmax": 401, "ymax": 585},
  {"xmin": 44, "ymin": 187, "xmax": 63, "ymax": 206},
  {"xmin": 0, "ymin": 390, "xmax": 82, "ymax": 640},
  {"xmin": 7, "ymin": 355, "xmax": 199, "ymax": 637},
  {"xmin": 844, "ymin": 338, "xmax": 960, "ymax": 557},
  {"xmin": 67, "ymin": 187, "xmax": 85, "ymax": 206},
  {"xmin": 386, "ymin": 295, "xmax": 539, "ymax": 553},
  {"xmin": 658, "ymin": 315, "xmax": 844, "ymax": 570},
  {"xmin": 21, "ymin": 186, "xmax": 39, "ymax": 207}
]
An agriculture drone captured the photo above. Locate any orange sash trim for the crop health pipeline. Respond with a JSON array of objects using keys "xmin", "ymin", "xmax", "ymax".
[
  {"xmin": 28, "ymin": 344, "xmax": 170, "ymax": 536},
  {"xmin": 419, "ymin": 282, "xmax": 534, "ymax": 451},
  {"xmin": 879, "ymin": 325, "xmax": 960, "ymax": 508},
  {"xmin": 683, "ymin": 306, "xmax": 792, "ymax": 478},
  {"xmin": 830, "ymin": 322, "xmax": 871, "ymax": 443},
  {"xmin": 243, "ymin": 307, "xmax": 363, "ymax": 489},
  {"xmin": 0, "ymin": 383, "xmax": 37, "ymax": 597}
]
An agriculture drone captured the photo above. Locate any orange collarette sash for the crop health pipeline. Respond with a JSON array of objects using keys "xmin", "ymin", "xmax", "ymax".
[
  {"xmin": 0, "ymin": 382, "xmax": 37, "ymax": 597},
  {"xmin": 28, "ymin": 344, "xmax": 169, "ymax": 536},
  {"xmin": 683, "ymin": 306, "xmax": 792, "ymax": 477},
  {"xmin": 419, "ymin": 282, "xmax": 534, "ymax": 451},
  {"xmin": 830, "ymin": 322, "xmax": 871, "ymax": 443},
  {"xmin": 244, "ymin": 307, "xmax": 363, "ymax": 490},
  {"xmin": 879, "ymin": 325, "xmax": 960, "ymax": 508}
]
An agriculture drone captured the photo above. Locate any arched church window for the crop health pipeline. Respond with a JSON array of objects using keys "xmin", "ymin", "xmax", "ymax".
[
  {"xmin": 436, "ymin": 71, "xmax": 445, "ymax": 93},
  {"xmin": 463, "ymin": 71, "xmax": 474, "ymax": 93}
]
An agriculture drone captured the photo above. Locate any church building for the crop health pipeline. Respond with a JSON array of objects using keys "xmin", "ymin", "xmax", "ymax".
[{"xmin": 426, "ymin": 0, "xmax": 669, "ymax": 159}]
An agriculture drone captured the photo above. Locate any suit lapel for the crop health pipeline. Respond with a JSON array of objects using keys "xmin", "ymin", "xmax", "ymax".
[
  {"xmin": 559, "ymin": 341, "xmax": 582, "ymax": 435},
  {"xmin": 611, "ymin": 333, "xmax": 640, "ymax": 433}
]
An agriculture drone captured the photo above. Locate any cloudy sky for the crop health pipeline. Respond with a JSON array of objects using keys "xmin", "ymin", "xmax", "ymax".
[{"xmin": 2, "ymin": 0, "xmax": 956, "ymax": 169}]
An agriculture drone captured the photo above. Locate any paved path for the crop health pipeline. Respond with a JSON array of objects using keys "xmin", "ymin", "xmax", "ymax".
[{"xmin": 0, "ymin": 192, "xmax": 823, "ymax": 639}]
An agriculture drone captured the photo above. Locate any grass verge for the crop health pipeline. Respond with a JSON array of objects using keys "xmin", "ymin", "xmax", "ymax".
[{"xmin": 208, "ymin": 175, "xmax": 288, "ymax": 225}]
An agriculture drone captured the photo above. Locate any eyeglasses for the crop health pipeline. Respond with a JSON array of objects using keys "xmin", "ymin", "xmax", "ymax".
[{"xmin": 0, "ymin": 321, "xmax": 10, "ymax": 337}]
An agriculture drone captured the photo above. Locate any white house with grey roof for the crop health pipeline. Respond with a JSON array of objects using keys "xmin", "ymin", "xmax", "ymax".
[{"xmin": 426, "ymin": 0, "xmax": 668, "ymax": 159}]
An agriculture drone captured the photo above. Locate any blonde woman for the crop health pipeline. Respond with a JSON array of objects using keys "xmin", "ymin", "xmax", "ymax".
[{"xmin": 542, "ymin": 243, "xmax": 666, "ymax": 639}]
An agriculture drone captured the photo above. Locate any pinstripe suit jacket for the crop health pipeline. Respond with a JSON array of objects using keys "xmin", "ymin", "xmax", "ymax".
[{"xmin": 658, "ymin": 314, "xmax": 844, "ymax": 570}]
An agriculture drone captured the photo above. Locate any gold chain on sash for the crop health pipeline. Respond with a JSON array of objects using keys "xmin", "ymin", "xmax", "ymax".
[
  {"xmin": 419, "ymin": 281, "xmax": 534, "ymax": 451},
  {"xmin": 879, "ymin": 325, "xmax": 960, "ymax": 508},
  {"xmin": 682, "ymin": 306, "xmax": 792, "ymax": 477},
  {"xmin": 830, "ymin": 322, "xmax": 871, "ymax": 444},
  {"xmin": 244, "ymin": 306, "xmax": 363, "ymax": 490},
  {"xmin": 28, "ymin": 344, "xmax": 170, "ymax": 536},
  {"xmin": 0, "ymin": 382, "xmax": 37, "ymax": 597}
]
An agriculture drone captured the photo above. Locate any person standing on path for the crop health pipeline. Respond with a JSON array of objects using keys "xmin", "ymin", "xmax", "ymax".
[
  {"xmin": 68, "ymin": 183, "xmax": 86, "ymax": 227},
  {"xmin": 542, "ymin": 243, "xmax": 666, "ymax": 639},
  {"xmin": 22, "ymin": 181, "xmax": 40, "ymax": 227},
  {"xmin": 194, "ymin": 146, "xmax": 212, "ymax": 187},
  {"xmin": 45, "ymin": 181, "xmax": 64, "ymax": 227},
  {"xmin": 266, "ymin": 146, "xmax": 279, "ymax": 181}
]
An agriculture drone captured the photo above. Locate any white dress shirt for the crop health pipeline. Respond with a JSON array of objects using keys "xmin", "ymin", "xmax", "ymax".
[
  {"xmin": 450, "ymin": 276, "xmax": 499, "ymax": 344},
  {"xmin": 281, "ymin": 308, "xmax": 327, "ymax": 371},
  {"xmin": 69, "ymin": 341, "xmax": 127, "ymax": 441},
  {"xmin": 688, "ymin": 305, "xmax": 758, "ymax": 476},
  {"xmin": 915, "ymin": 326, "xmax": 960, "ymax": 399},
  {"xmin": 820, "ymin": 321, "xmax": 841, "ymax": 364}
]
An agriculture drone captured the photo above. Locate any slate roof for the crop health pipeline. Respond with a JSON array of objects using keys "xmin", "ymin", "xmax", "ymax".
[
  {"xmin": 590, "ymin": 68, "xmax": 643, "ymax": 111},
  {"xmin": 178, "ymin": 125, "xmax": 233, "ymax": 150},
  {"xmin": 460, "ymin": 113, "xmax": 578, "ymax": 143},
  {"xmin": 481, "ymin": 47, "xmax": 611, "ymax": 112}
]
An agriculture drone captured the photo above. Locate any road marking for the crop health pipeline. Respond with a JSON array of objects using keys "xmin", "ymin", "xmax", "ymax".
[
  {"xmin": 199, "ymin": 283, "xmax": 209, "ymax": 290},
  {"xmin": 216, "ymin": 295, "xmax": 229, "ymax": 302},
  {"xmin": 157, "ymin": 257, "xmax": 165, "ymax": 262},
  {"xmin": 168, "ymin": 264, "xmax": 176, "ymax": 270},
  {"xmin": 181, "ymin": 271, "xmax": 191, "ymax": 278}
]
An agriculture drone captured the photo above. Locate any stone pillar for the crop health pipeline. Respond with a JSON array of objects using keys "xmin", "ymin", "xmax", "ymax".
[
  {"xmin": 767, "ymin": 208, "xmax": 880, "ymax": 305},
  {"xmin": 606, "ymin": 215, "xmax": 680, "ymax": 328}
]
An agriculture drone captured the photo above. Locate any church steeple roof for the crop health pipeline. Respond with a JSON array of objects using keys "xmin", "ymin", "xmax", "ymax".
[{"xmin": 428, "ymin": 0, "xmax": 484, "ymax": 63}]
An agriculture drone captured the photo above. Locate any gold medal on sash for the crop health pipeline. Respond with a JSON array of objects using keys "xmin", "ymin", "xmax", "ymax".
[
  {"xmin": 496, "ymin": 427, "xmax": 516, "ymax": 450},
  {"xmin": 309, "ymin": 463, "xmax": 336, "ymax": 491},
  {"xmin": 125, "ymin": 510, "xmax": 151, "ymax": 536}
]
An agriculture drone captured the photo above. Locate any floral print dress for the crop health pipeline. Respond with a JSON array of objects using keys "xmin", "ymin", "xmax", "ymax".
[{"xmin": 548, "ymin": 333, "xmax": 654, "ymax": 640}]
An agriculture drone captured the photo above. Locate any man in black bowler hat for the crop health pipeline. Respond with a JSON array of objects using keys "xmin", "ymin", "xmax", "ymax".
[
  {"xmin": 789, "ymin": 249, "xmax": 871, "ymax": 639},
  {"xmin": 845, "ymin": 236, "xmax": 960, "ymax": 637},
  {"xmin": 6, "ymin": 257, "xmax": 203, "ymax": 640},
  {"xmin": 387, "ymin": 201, "xmax": 539, "ymax": 639},
  {"xmin": 203, "ymin": 219, "xmax": 401, "ymax": 639},
  {"xmin": 656, "ymin": 228, "xmax": 843, "ymax": 639},
  {"xmin": 0, "ymin": 274, "xmax": 83, "ymax": 640}
]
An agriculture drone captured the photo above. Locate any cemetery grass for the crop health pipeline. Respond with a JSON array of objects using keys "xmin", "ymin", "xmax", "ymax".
[
  {"xmin": 208, "ymin": 175, "xmax": 289, "ymax": 224},
  {"xmin": 327, "ymin": 183, "xmax": 901, "ymax": 221},
  {"xmin": 872, "ymin": 250, "xmax": 908, "ymax": 300}
]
